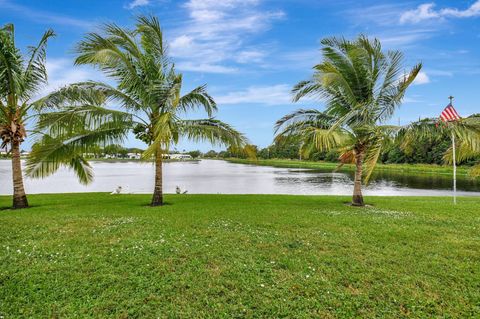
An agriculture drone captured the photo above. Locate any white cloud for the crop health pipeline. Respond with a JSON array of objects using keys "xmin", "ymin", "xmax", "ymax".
[
  {"xmin": 413, "ymin": 71, "xmax": 430, "ymax": 85},
  {"xmin": 400, "ymin": 3, "xmax": 440, "ymax": 24},
  {"xmin": 400, "ymin": 1, "xmax": 480, "ymax": 24},
  {"xmin": 441, "ymin": 1, "xmax": 480, "ymax": 18},
  {"xmin": 215, "ymin": 84, "xmax": 292, "ymax": 105},
  {"xmin": 126, "ymin": 0, "xmax": 150, "ymax": 9},
  {"xmin": 170, "ymin": 35, "xmax": 194, "ymax": 51},
  {"xmin": 170, "ymin": 0, "xmax": 285, "ymax": 73},
  {"xmin": 344, "ymin": 4, "xmax": 438, "ymax": 47}
]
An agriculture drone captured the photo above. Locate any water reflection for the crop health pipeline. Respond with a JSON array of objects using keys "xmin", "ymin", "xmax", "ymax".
[{"xmin": 0, "ymin": 159, "xmax": 478, "ymax": 196}]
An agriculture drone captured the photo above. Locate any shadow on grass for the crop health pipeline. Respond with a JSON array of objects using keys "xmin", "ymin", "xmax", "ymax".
[
  {"xmin": 143, "ymin": 202, "xmax": 173, "ymax": 208},
  {"xmin": 0, "ymin": 205, "xmax": 38, "ymax": 211},
  {"xmin": 343, "ymin": 201, "xmax": 375, "ymax": 208}
]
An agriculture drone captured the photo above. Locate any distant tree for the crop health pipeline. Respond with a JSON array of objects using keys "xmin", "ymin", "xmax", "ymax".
[
  {"xmin": 187, "ymin": 150, "xmax": 202, "ymax": 159},
  {"xmin": 226, "ymin": 144, "xmax": 257, "ymax": 159},
  {"xmin": 104, "ymin": 144, "xmax": 123, "ymax": 155},
  {"xmin": 127, "ymin": 147, "xmax": 144, "ymax": 154},
  {"xmin": 204, "ymin": 150, "xmax": 218, "ymax": 158},
  {"xmin": 118, "ymin": 148, "xmax": 128, "ymax": 158}
]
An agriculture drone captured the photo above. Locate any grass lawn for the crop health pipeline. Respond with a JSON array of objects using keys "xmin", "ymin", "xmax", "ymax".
[
  {"xmin": 1, "ymin": 194, "xmax": 479, "ymax": 318},
  {"xmin": 226, "ymin": 158, "xmax": 476, "ymax": 177}
]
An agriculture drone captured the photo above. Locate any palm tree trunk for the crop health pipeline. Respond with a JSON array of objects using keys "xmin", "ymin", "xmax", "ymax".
[
  {"xmin": 352, "ymin": 150, "xmax": 365, "ymax": 207},
  {"xmin": 11, "ymin": 141, "xmax": 28, "ymax": 209},
  {"xmin": 151, "ymin": 150, "xmax": 163, "ymax": 206}
]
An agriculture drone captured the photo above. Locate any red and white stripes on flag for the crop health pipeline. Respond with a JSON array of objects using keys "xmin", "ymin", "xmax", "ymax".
[{"xmin": 440, "ymin": 104, "xmax": 461, "ymax": 122}]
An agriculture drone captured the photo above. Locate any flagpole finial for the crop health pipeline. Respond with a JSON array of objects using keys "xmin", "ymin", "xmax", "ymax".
[{"xmin": 448, "ymin": 96, "xmax": 454, "ymax": 104}]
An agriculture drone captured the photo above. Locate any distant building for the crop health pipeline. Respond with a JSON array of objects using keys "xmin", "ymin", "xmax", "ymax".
[
  {"xmin": 127, "ymin": 153, "xmax": 141, "ymax": 159},
  {"xmin": 170, "ymin": 154, "xmax": 192, "ymax": 160},
  {"xmin": 163, "ymin": 153, "xmax": 193, "ymax": 160}
]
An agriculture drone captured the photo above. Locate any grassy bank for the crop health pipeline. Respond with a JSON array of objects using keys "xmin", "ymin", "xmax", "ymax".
[
  {"xmin": 227, "ymin": 158, "xmax": 474, "ymax": 177},
  {"xmin": 1, "ymin": 194, "xmax": 479, "ymax": 317}
]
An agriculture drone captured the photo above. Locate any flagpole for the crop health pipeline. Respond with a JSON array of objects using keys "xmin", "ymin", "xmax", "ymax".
[
  {"xmin": 449, "ymin": 96, "xmax": 457, "ymax": 205},
  {"xmin": 452, "ymin": 131, "xmax": 457, "ymax": 205}
]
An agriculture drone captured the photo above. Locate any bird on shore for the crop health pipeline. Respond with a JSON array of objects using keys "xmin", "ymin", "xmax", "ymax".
[
  {"xmin": 111, "ymin": 186, "xmax": 123, "ymax": 195},
  {"xmin": 176, "ymin": 186, "xmax": 188, "ymax": 194}
]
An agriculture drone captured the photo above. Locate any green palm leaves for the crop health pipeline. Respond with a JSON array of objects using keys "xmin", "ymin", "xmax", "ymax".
[
  {"xmin": 0, "ymin": 24, "xmax": 55, "ymax": 208},
  {"xmin": 1, "ymin": 24, "xmax": 55, "ymax": 147},
  {"xmin": 276, "ymin": 35, "xmax": 421, "ymax": 206},
  {"xmin": 28, "ymin": 15, "xmax": 247, "ymax": 205},
  {"xmin": 401, "ymin": 115, "xmax": 480, "ymax": 177}
]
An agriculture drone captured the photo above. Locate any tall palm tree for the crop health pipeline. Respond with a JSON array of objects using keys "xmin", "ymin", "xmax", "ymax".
[
  {"xmin": 275, "ymin": 36, "xmax": 421, "ymax": 206},
  {"xmin": 401, "ymin": 115, "xmax": 480, "ymax": 176},
  {"xmin": 0, "ymin": 24, "xmax": 55, "ymax": 209},
  {"xmin": 26, "ymin": 16, "xmax": 247, "ymax": 206}
]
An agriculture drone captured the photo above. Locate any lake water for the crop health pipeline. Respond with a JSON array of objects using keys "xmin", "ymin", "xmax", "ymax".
[{"xmin": 1, "ymin": 159, "xmax": 479, "ymax": 196}]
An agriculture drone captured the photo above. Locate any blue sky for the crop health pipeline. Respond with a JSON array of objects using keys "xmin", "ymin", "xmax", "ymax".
[{"xmin": 2, "ymin": 0, "xmax": 480, "ymax": 151}]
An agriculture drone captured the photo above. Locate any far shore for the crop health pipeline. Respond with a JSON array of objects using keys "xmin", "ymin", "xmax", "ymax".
[{"xmin": 226, "ymin": 158, "xmax": 477, "ymax": 177}]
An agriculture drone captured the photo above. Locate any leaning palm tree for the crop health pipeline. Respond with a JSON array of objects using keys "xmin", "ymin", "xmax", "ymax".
[
  {"xmin": 275, "ymin": 36, "xmax": 421, "ymax": 206},
  {"xmin": 27, "ymin": 16, "xmax": 247, "ymax": 206},
  {"xmin": 0, "ymin": 24, "xmax": 54, "ymax": 209},
  {"xmin": 401, "ymin": 115, "xmax": 480, "ymax": 176}
]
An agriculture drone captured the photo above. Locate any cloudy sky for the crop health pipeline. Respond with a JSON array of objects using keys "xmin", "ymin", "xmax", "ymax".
[{"xmin": 2, "ymin": 0, "xmax": 480, "ymax": 151}]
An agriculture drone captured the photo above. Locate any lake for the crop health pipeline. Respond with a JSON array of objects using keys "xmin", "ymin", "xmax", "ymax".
[{"xmin": 1, "ymin": 159, "xmax": 479, "ymax": 196}]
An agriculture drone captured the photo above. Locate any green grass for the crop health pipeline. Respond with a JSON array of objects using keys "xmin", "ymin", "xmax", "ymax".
[
  {"xmin": 227, "ymin": 158, "xmax": 475, "ymax": 177},
  {"xmin": 1, "ymin": 194, "xmax": 479, "ymax": 318}
]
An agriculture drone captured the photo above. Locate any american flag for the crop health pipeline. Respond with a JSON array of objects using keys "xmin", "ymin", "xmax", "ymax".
[{"xmin": 440, "ymin": 104, "xmax": 461, "ymax": 122}]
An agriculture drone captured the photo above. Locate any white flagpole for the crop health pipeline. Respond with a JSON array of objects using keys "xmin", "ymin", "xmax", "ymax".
[
  {"xmin": 448, "ymin": 96, "xmax": 457, "ymax": 205},
  {"xmin": 452, "ymin": 131, "xmax": 457, "ymax": 205}
]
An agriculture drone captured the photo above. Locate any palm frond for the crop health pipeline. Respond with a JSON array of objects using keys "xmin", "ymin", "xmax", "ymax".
[
  {"xmin": 179, "ymin": 119, "xmax": 248, "ymax": 148},
  {"xmin": 363, "ymin": 125, "xmax": 398, "ymax": 183},
  {"xmin": 177, "ymin": 85, "xmax": 217, "ymax": 116},
  {"xmin": 21, "ymin": 29, "xmax": 55, "ymax": 102}
]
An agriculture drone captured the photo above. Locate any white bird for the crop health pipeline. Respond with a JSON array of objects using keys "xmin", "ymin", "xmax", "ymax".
[
  {"xmin": 176, "ymin": 186, "xmax": 188, "ymax": 194},
  {"xmin": 111, "ymin": 186, "xmax": 122, "ymax": 195}
]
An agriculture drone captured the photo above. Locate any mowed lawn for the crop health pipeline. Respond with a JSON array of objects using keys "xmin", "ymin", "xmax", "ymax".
[{"xmin": 0, "ymin": 194, "xmax": 479, "ymax": 318}]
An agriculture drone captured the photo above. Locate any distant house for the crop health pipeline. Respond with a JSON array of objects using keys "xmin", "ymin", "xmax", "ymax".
[
  {"xmin": 0, "ymin": 150, "xmax": 8, "ymax": 156},
  {"xmin": 170, "ymin": 154, "xmax": 192, "ymax": 160},
  {"xmin": 127, "ymin": 153, "xmax": 141, "ymax": 159},
  {"xmin": 83, "ymin": 152, "xmax": 99, "ymax": 158}
]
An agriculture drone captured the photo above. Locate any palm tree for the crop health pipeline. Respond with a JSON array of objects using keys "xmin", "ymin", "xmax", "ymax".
[
  {"xmin": 275, "ymin": 36, "xmax": 421, "ymax": 206},
  {"xmin": 401, "ymin": 115, "xmax": 480, "ymax": 176},
  {"xmin": 27, "ymin": 16, "xmax": 247, "ymax": 206},
  {"xmin": 0, "ymin": 24, "xmax": 55, "ymax": 209}
]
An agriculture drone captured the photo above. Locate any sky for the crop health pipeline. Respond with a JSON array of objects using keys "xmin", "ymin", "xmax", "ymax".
[{"xmin": 2, "ymin": 0, "xmax": 480, "ymax": 151}]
